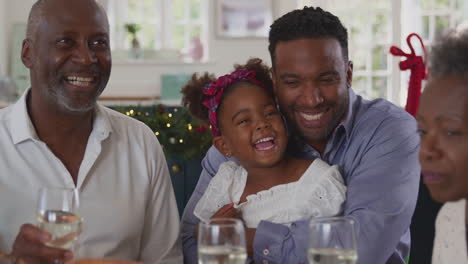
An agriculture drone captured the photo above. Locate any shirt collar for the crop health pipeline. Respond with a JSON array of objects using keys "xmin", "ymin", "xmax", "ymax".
[
  {"xmin": 92, "ymin": 104, "xmax": 113, "ymax": 141},
  {"xmin": 10, "ymin": 89, "xmax": 39, "ymax": 144},
  {"xmin": 340, "ymin": 88, "xmax": 358, "ymax": 140},
  {"xmin": 9, "ymin": 89, "xmax": 112, "ymax": 144}
]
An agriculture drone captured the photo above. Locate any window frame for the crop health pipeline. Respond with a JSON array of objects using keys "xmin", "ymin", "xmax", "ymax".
[
  {"xmin": 106, "ymin": 0, "xmax": 208, "ymax": 58},
  {"xmin": 298, "ymin": 0, "xmax": 468, "ymax": 106}
]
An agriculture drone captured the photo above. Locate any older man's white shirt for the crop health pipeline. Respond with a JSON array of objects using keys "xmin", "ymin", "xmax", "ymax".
[{"xmin": 0, "ymin": 91, "xmax": 183, "ymax": 264}]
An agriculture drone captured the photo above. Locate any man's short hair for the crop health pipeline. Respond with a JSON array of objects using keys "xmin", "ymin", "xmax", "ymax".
[
  {"xmin": 26, "ymin": 0, "xmax": 47, "ymax": 40},
  {"xmin": 429, "ymin": 28, "xmax": 468, "ymax": 79},
  {"xmin": 268, "ymin": 6, "xmax": 349, "ymax": 66},
  {"xmin": 26, "ymin": 0, "xmax": 107, "ymax": 40}
]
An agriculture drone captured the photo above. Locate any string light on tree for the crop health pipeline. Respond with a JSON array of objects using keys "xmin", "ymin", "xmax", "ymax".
[
  {"xmin": 111, "ymin": 105, "xmax": 212, "ymax": 160},
  {"xmin": 169, "ymin": 137, "xmax": 176, "ymax": 144}
]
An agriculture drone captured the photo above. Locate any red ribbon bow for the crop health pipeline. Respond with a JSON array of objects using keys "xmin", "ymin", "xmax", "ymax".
[
  {"xmin": 389, "ymin": 33, "xmax": 427, "ymax": 116},
  {"xmin": 202, "ymin": 68, "xmax": 265, "ymax": 136}
]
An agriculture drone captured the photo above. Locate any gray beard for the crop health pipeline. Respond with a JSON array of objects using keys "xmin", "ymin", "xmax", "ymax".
[{"xmin": 45, "ymin": 81, "xmax": 99, "ymax": 114}]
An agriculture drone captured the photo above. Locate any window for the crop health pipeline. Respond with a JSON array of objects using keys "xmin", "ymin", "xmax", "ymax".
[
  {"xmin": 419, "ymin": 0, "xmax": 468, "ymax": 45},
  {"xmin": 298, "ymin": 0, "xmax": 468, "ymax": 105},
  {"xmin": 105, "ymin": 0, "xmax": 208, "ymax": 60}
]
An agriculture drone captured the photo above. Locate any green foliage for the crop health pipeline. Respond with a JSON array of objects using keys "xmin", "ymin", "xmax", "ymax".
[
  {"xmin": 124, "ymin": 23, "xmax": 142, "ymax": 37},
  {"xmin": 111, "ymin": 105, "xmax": 212, "ymax": 160}
]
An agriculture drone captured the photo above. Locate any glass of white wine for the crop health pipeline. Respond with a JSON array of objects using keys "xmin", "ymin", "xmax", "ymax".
[
  {"xmin": 197, "ymin": 218, "xmax": 247, "ymax": 264},
  {"xmin": 36, "ymin": 187, "xmax": 82, "ymax": 251},
  {"xmin": 308, "ymin": 216, "xmax": 358, "ymax": 264}
]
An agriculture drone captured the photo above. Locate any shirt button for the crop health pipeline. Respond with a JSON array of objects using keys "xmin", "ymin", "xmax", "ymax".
[
  {"xmin": 262, "ymin": 260, "xmax": 269, "ymax": 264},
  {"xmin": 263, "ymin": 249, "xmax": 270, "ymax": 255}
]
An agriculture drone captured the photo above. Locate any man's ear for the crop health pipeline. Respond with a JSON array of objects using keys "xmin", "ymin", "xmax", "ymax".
[
  {"xmin": 21, "ymin": 39, "xmax": 34, "ymax": 69},
  {"xmin": 213, "ymin": 136, "xmax": 233, "ymax": 157},
  {"xmin": 346, "ymin": 60, "xmax": 353, "ymax": 89}
]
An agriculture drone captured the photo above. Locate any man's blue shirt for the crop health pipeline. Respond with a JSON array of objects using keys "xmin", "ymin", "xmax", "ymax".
[{"xmin": 181, "ymin": 89, "xmax": 420, "ymax": 264}]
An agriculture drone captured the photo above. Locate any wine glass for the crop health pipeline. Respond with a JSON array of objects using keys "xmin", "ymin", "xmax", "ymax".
[
  {"xmin": 197, "ymin": 218, "xmax": 247, "ymax": 264},
  {"xmin": 308, "ymin": 217, "xmax": 358, "ymax": 264},
  {"xmin": 36, "ymin": 187, "xmax": 82, "ymax": 251}
]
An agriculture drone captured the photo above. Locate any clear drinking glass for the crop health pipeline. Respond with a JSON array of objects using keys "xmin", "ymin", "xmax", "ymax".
[
  {"xmin": 36, "ymin": 187, "xmax": 82, "ymax": 251},
  {"xmin": 197, "ymin": 218, "xmax": 247, "ymax": 264},
  {"xmin": 308, "ymin": 217, "xmax": 358, "ymax": 264}
]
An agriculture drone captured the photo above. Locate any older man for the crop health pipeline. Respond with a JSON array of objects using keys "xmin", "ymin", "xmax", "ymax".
[
  {"xmin": 0, "ymin": 0, "xmax": 182, "ymax": 263},
  {"xmin": 181, "ymin": 6, "xmax": 420, "ymax": 264}
]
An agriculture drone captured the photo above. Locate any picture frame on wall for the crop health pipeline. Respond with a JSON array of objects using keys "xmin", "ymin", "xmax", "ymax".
[{"xmin": 216, "ymin": 0, "xmax": 273, "ymax": 38}]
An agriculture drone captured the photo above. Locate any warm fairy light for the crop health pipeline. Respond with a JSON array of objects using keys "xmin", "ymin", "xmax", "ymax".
[
  {"xmin": 155, "ymin": 131, "xmax": 160, "ymax": 136},
  {"xmin": 179, "ymin": 139, "xmax": 184, "ymax": 143},
  {"xmin": 125, "ymin": 111, "xmax": 130, "ymax": 116},
  {"xmin": 145, "ymin": 112, "xmax": 149, "ymax": 116},
  {"xmin": 168, "ymin": 113, "xmax": 173, "ymax": 118},
  {"xmin": 174, "ymin": 108, "xmax": 178, "ymax": 112},
  {"xmin": 130, "ymin": 109, "xmax": 135, "ymax": 115},
  {"xmin": 166, "ymin": 123, "xmax": 171, "ymax": 128},
  {"xmin": 188, "ymin": 124, "xmax": 193, "ymax": 131}
]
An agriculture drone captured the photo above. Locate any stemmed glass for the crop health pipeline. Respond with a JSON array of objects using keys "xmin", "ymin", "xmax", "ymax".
[
  {"xmin": 36, "ymin": 187, "xmax": 82, "ymax": 251},
  {"xmin": 308, "ymin": 217, "xmax": 358, "ymax": 264},
  {"xmin": 197, "ymin": 218, "xmax": 247, "ymax": 264}
]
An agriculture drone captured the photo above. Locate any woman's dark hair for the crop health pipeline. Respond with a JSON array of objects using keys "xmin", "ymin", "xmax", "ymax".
[
  {"xmin": 181, "ymin": 58, "xmax": 274, "ymax": 127},
  {"xmin": 429, "ymin": 28, "xmax": 468, "ymax": 79}
]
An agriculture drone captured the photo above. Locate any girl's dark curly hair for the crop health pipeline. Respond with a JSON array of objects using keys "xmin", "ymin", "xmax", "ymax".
[{"xmin": 181, "ymin": 58, "xmax": 274, "ymax": 126}]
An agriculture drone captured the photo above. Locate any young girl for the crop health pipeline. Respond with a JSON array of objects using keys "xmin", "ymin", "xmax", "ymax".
[{"xmin": 181, "ymin": 58, "xmax": 346, "ymax": 228}]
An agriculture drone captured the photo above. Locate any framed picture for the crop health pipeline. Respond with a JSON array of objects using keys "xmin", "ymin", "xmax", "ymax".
[{"xmin": 216, "ymin": 0, "xmax": 274, "ymax": 38}]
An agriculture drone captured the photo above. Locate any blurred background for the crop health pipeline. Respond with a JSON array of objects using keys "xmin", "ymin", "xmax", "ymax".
[
  {"xmin": 0, "ymin": 0, "xmax": 467, "ymax": 107},
  {"xmin": 1, "ymin": 2, "xmax": 466, "ymax": 262}
]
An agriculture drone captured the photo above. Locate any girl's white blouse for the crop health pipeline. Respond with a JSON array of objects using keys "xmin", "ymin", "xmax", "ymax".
[{"xmin": 194, "ymin": 159, "xmax": 347, "ymax": 228}]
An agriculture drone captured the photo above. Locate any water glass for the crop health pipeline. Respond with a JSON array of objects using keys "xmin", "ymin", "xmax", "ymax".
[
  {"xmin": 308, "ymin": 217, "xmax": 358, "ymax": 264},
  {"xmin": 36, "ymin": 187, "xmax": 82, "ymax": 251},
  {"xmin": 198, "ymin": 218, "xmax": 247, "ymax": 264}
]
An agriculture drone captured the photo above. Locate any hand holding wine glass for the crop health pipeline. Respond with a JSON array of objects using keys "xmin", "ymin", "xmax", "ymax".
[
  {"xmin": 10, "ymin": 187, "xmax": 80, "ymax": 264},
  {"xmin": 36, "ymin": 187, "xmax": 82, "ymax": 251},
  {"xmin": 308, "ymin": 217, "xmax": 358, "ymax": 264}
]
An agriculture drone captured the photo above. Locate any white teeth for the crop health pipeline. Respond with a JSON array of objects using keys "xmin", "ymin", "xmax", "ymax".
[
  {"xmin": 300, "ymin": 112, "xmax": 324, "ymax": 121},
  {"xmin": 66, "ymin": 76, "xmax": 95, "ymax": 87},
  {"xmin": 66, "ymin": 76, "xmax": 94, "ymax": 82},
  {"xmin": 68, "ymin": 80, "xmax": 90, "ymax": 87},
  {"xmin": 255, "ymin": 137, "xmax": 274, "ymax": 144}
]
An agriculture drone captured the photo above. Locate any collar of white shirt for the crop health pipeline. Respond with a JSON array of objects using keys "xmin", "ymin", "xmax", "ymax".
[{"xmin": 9, "ymin": 89, "xmax": 112, "ymax": 145}]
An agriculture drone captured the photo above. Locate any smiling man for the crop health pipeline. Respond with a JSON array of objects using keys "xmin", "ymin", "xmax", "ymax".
[
  {"xmin": 0, "ymin": 0, "xmax": 182, "ymax": 263},
  {"xmin": 181, "ymin": 6, "xmax": 420, "ymax": 264}
]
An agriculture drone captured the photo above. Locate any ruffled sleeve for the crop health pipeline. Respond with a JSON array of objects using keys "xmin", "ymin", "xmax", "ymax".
[
  {"xmin": 291, "ymin": 159, "xmax": 347, "ymax": 221},
  {"xmin": 193, "ymin": 161, "xmax": 246, "ymax": 223}
]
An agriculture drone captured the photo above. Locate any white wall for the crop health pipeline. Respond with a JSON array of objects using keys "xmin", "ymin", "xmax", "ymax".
[
  {"xmin": 1, "ymin": 0, "xmax": 297, "ymax": 99},
  {"xmin": 0, "ymin": 0, "xmax": 8, "ymax": 76},
  {"xmin": 3, "ymin": 0, "xmax": 35, "ymax": 81}
]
